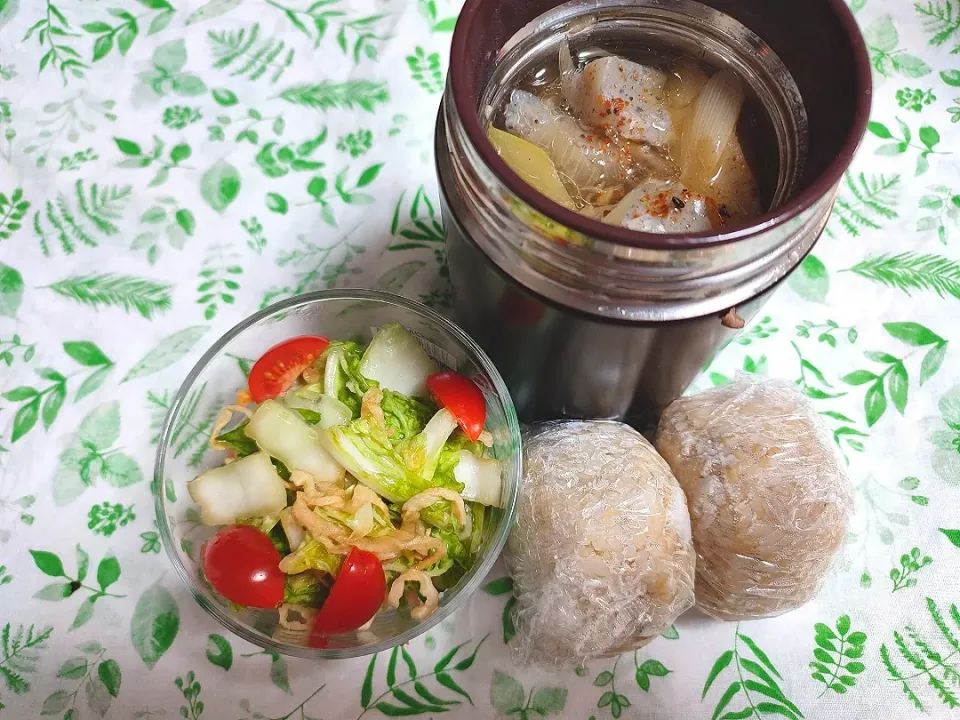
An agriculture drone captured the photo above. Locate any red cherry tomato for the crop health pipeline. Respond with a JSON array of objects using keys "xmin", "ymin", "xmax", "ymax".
[
  {"xmin": 202, "ymin": 526, "xmax": 284, "ymax": 609},
  {"xmin": 310, "ymin": 548, "xmax": 385, "ymax": 640},
  {"xmin": 426, "ymin": 371, "xmax": 486, "ymax": 442},
  {"xmin": 248, "ymin": 335, "xmax": 329, "ymax": 403}
]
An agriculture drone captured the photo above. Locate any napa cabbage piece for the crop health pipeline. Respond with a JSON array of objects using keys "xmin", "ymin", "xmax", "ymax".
[
  {"xmin": 396, "ymin": 409, "xmax": 459, "ymax": 481},
  {"xmin": 381, "ymin": 389, "xmax": 435, "ymax": 442},
  {"xmin": 433, "ymin": 433, "xmax": 485, "ymax": 484},
  {"xmin": 278, "ymin": 538, "xmax": 343, "ymax": 576},
  {"xmin": 282, "ymin": 388, "xmax": 354, "ymax": 429},
  {"xmin": 187, "ymin": 452, "xmax": 287, "ymax": 525},
  {"xmin": 279, "ymin": 507, "xmax": 305, "ymax": 551},
  {"xmin": 314, "ymin": 499, "xmax": 393, "ymax": 541},
  {"xmin": 466, "ymin": 502, "xmax": 488, "ymax": 556},
  {"xmin": 317, "ymin": 341, "xmax": 371, "ymax": 416},
  {"xmin": 319, "ymin": 418, "xmax": 455, "ymax": 503},
  {"xmin": 359, "ymin": 323, "xmax": 439, "ymax": 399},
  {"xmin": 453, "ymin": 451, "xmax": 503, "ymax": 507},
  {"xmin": 236, "ymin": 513, "xmax": 280, "ymax": 534},
  {"xmin": 283, "ymin": 572, "xmax": 329, "ymax": 607},
  {"xmin": 245, "ymin": 400, "xmax": 345, "ymax": 485}
]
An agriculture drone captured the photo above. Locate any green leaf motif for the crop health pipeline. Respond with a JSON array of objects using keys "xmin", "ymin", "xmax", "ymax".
[
  {"xmin": 880, "ymin": 597, "xmax": 960, "ymax": 711},
  {"xmin": 489, "ymin": 671, "xmax": 524, "ymax": 714},
  {"xmin": 96, "ymin": 556, "xmax": 121, "ymax": 590},
  {"xmin": 811, "ymin": 615, "xmax": 867, "ymax": 697},
  {"xmin": 0, "ymin": 263, "xmax": 24, "ymax": 318},
  {"xmin": 703, "ymin": 650, "xmax": 734, "ymax": 699},
  {"xmin": 206, "ymin": 634, "xmax": 233, "ymax": 671},
  {"xmin": 849, "ymin": 253, "xmax": 960, "ymax": 300},
  {"xmin": 266, "ymin": 192, "xmax": 288, "ymax": 214},
  {"xmin": 531, "ymin": 687, "xmax": 567, "ymax": 715},
  {"xmin": 640, "ymin": 659, "xmax": 671, "ymax": 677},
  {"xmin": 130, "ymin": 580, "xmax": 180, "ymax": 669},
  {"xmin": 41, "ymin": 690, "xmax": 72, "ymax": 716},
  {"xmin": 208, "ymin": 23, "xmax": 295, "ymax": 84},
  {"xmin": 277, "ymin": 81, "xmax": 390, "ymax": 113},
  {"xmin": 789, "ymin": 255, "xmax": 829, "ymax": 303},
  {"xmin": 940, "ymin": 528, "xmax": 960, "ymax": 548},
  {"xmin": 201, "ymin": 159, "xmax": 242, "ymax": 213},
  {"xmin": 123, "ymin": 325, "xmax": 209, "ymax": 382},
  {"xmin": 482, "ymin": 576, "xmax": 513, "ymax": 596},
  {"xmin": 58, "ymin": 656, "xmax": 89, "ymax": 679},
  {"xmin": 98, "ymin": 658, "xmax": 122, "ymax": 697},
  {"xmin": 864, "ymin": 381, "xmax": 888, "ymax": 427},
  {"xmin": 63, "ymin": 341, "xmax": 111, "ymax": 367},
  {"xmin": 888, "ymin": 363, "xmax": 909, "ymax": 414},
  {"xmin": 884, "ymin": 321, "xmax": 944, "ymax": 347},
  {"xmin": 45, "ymin": 273, "xmax": 172, "ymax": 319},
  {"xmin": 153, "ymin": 38, "xmax": 187, "ymax": 74},
  {"xmin": 30, "ymin": 550, "xmax": 65, "ymax": 577},
  {"xmin": 34, "ymin": 582, "xmax": 74, "ymax": 600},
  {"xmin": 704, "ymin": 630, "xmax": 802, "ymax": 720},
  {"xmin": 80, "ymin": 402, "xmax": 121, "ymax": 449},
  {"xmin": 869, "ymin": 121, "xmax": 893, "ymax": 139}
]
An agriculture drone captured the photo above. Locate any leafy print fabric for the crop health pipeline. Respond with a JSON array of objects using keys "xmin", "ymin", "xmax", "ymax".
[{"xmin": 0, "ymin": 0, "xmax": 959, "ymax": 717}]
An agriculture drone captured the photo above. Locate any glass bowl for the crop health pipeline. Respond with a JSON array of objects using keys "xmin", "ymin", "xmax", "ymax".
[{"xmin": 153, "ymin": 289, "xmax": 523, "ymax": 659}]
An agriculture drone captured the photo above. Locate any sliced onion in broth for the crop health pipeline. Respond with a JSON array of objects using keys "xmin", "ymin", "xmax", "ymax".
[
  {"xmin": 680, "ymin": 70, "xmax": 745, "ymax": 189},
  {"xmin": 664, "ymin": 58, "xmax": 710, "ymax": 109}
]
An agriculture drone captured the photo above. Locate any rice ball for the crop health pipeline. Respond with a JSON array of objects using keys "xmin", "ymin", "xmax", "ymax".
[
  {"xmin": 506, "ymin": 421, "xmax": 695, "ymax": 667},
  {"xmin": 656, "ymin": 377, "xmax": 852, "ymax": 620}
]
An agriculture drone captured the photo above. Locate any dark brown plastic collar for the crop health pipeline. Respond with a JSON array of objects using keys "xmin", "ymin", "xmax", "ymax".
[{"xmin": 449, "ymin": 0, "xmax": 872, "ymax": 250}]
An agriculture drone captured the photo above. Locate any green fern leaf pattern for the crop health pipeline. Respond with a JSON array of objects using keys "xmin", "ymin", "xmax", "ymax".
[
  {"xmin": 147, "ymin": 386, "xmax": 217, "ymax": 467},
  {"xmin": 34, "ymin": 181, "xmax": 130, "ymax": 257},
  {"xmin": 0, "ymin": 188, "xmax": 30, "ymax": 242},
  {"xmin": 881, "ymin": 598, "xmax": 960, "ymax": 712},
  {"xmin": 846, "ymin": 252, "xmax": 960, "ymax": 299},
  {"xmin": 208, "ymin": 24, "xmax": 295, "ymax": 84},
  {"xmin": 830, "ymin": 172, "xmax": 900, "ymax": 237},
  {"xmin": 197, "ymin": 243, "xmax": 243, "ymax": 320},
  {"xmin": 276, "ymin": 81, "xmax": 389, "ymax": 112},
  {"xmin": 0, "ymin": 623, "xmax": 53, "ymax": 701},
  {"xmin": 915, "ymin": 1, "xmax": 960, "ymax": 50},
  {"xmin": 45, "ymin": 273, "xmax": 173, "ymax": 319}
]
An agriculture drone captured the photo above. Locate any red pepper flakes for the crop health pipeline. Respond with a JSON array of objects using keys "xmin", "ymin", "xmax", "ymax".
[{"xmin": 646, "ymin": 191, "xmax": 672, "ymax": 218}]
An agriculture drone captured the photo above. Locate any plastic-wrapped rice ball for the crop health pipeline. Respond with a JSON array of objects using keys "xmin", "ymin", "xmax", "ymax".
[
  {"xmin": 655, "ymin": 376, "xmax": 852, "ymax": 621},
  {"xmin": 506, "ymin": 421, "xmax": 695, "ymax": 667}
]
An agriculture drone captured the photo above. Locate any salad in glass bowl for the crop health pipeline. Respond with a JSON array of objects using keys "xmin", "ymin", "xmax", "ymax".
[{"xmin": 155, "ymin": 291, "xmax": 520, "ymax": 658}]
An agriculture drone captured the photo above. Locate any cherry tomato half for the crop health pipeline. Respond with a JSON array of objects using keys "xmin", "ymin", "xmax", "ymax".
[
  {"xmin": 426, "ymin": 371, "xmax": 486, "ymax": 442},
  {"xmin": 310, "ymin": 547, "xmax": 385, "ymax": 640},
  {"xmin": 202, "ymin": 525, "xmax": 284, "ymax": 609},
  {"xmin": 248, "ymin": 335, "xmax": 330, "ymax": 403}
]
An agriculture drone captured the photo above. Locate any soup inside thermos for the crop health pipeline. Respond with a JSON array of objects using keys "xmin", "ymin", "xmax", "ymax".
[{"xmin": 435, "ymin": 0, "xmax": 871, "ymax": 429}]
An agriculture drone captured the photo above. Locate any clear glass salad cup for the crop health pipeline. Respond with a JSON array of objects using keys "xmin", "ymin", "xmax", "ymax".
[{"xmin": 153, "ymin": 290, "xmax": 523, "ymax": 659}]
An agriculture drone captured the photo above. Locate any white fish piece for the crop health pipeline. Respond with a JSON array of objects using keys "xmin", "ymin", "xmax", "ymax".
[
  {"xmin": 603, "ymin": 180, "xmax": 715, "ymax": 234},
  {"xmin": 503, "ymin": 89, "xmax": 630, "ymax": 190},
  {"xmin": 561, "ymin": 46, "xmax": 671, "ymax": 147}
]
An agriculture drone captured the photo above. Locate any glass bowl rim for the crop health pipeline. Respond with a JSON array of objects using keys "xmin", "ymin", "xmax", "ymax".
[{"xmin": 153, "ymin": 288, "xmax": 523, "ymax": 660}]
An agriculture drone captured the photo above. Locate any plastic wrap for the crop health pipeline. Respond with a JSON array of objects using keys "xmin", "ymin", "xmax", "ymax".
[
  {"xmin": 656, "ymin": 376, "xmax": 852, "ymax": 621},
  {"xmin": 505, "ymin": 421, "xmax": 695, "ymax": 667}
]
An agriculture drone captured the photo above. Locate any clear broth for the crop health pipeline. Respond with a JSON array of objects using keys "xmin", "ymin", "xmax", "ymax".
[{"xmin": 492, "ymin": 43, "xmax": 780, "ymax": 232}]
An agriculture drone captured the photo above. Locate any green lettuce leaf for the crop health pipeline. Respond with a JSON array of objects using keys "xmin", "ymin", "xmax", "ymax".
[
  {"xmin": 279, "ymin": 538, "xmax": 342, "ymax": 576},
  {"xmin": 283, "ymin": 572, "xmax": 329, "ymax": 607}
]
